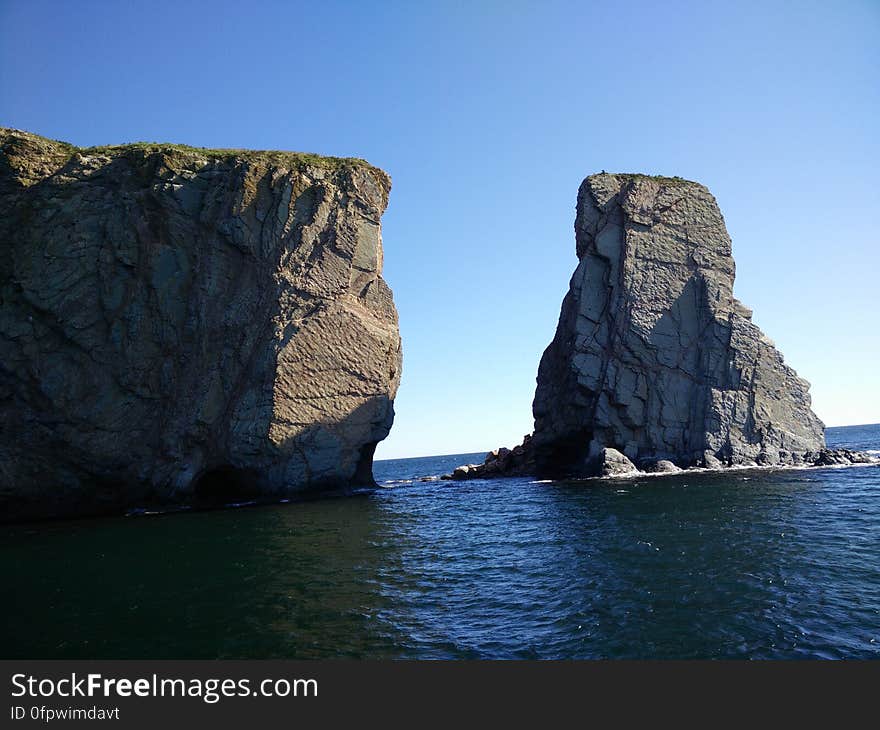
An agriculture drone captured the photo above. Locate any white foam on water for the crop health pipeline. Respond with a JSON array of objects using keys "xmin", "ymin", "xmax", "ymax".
[
  {"xmin": 380, "ymin": 479, "xmax": 414, "ymax": 488},
  {"xmin": 522, "ymin": 456, "xmax": 879, "ymax": 486}
]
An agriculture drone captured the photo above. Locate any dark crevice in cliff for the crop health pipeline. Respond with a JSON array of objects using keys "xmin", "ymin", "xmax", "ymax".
[
  {"xmin": 353, "ymin": 441, "xmax": 379, "ymax": 487},
  {"xmin": 535, "ymin": 427, "xmax": 593, "ymax": 479},
  {"xmin": 192, "ymin": 466, "xmax": 261, "ymax": 504}
]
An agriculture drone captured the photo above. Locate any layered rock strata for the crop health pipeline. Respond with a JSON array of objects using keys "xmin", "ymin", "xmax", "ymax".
[{"xmin": 0, "ymin": 129, "xmax": 402, "ymax": 521}]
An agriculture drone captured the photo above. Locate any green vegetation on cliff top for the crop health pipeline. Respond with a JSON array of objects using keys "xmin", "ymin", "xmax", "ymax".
[{"xmin": 0, "ymin": 127, "xmax": 386, "ymax": 180}]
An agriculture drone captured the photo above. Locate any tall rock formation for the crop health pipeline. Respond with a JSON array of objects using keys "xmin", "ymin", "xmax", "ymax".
[
  {"xmin": 530, "ymin": 173, "xmax": 824, "ymax": 475},
  {"xmin": 452, "ymin": 173, "xmax": 870, "ymax": 481},
  {"xmin": 0, "ymin": 129, "xmax": 402, "ymax": 521}
]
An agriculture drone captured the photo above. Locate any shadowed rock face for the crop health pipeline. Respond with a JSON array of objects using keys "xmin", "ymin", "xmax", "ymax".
[
  {"xmin": 532, "ymin": 173, "xmax": 824, "ymax": 475},
  {"xmin": 0, "ymin": 129, "xmax": 402, "ymax": 522}
]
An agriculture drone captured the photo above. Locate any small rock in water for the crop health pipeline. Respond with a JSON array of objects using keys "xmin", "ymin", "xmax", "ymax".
[
  {"xmin": 642, "ymin": 459, "xmax": 682, "ymax": 474},
  {"xmin": 595, "ymin": 448, "xmax": 639, "ymax": 477},
  {"xmin": 451, "ymin": 465, "xmax": 480, "ymax": 480}
]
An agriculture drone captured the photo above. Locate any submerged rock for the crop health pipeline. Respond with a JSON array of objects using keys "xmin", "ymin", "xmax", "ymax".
[
  {"xmin": 452, "ymin": 172, "xmax": 874, "ymax": 480},
  {"xmin": 0, "ymin": 129, "xmax": 402, "ymax": 522}
]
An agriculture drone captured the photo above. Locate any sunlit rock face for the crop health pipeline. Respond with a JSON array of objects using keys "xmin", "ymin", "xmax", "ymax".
[
  {"xmin": 530, "ymin": 172, "xmax": 825, "ymax": 476},
  {"xmin": 0, "ymin": 128, "xmax": 402, "ymax": 521}
]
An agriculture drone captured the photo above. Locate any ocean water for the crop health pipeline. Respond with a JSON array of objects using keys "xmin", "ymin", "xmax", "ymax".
[{"xmin": 2, "ymin": 424, "xmax": 879, "ymax": 659}]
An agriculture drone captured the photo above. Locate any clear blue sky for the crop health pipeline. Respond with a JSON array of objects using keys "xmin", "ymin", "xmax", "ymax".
[{"xmin": 2, "ymin": 0, "xmax": 877, "ymax": 458}]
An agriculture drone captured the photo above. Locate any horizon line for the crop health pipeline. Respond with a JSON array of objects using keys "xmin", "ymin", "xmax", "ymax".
[{"xmin": 375, "ymin": 422, "xmax": 880, "ymax": 462}]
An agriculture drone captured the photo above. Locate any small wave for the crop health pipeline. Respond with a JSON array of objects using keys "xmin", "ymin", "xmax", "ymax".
[
  {"xmin": 125, "ymin": 505, "xmax": 193, "ymax": 517},
  {"xmin": 380, "ymin": 479, "xmax": 414, "ymax": 488}
]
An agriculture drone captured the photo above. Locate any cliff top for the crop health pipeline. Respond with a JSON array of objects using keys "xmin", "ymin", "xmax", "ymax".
[
  {"xmin": 0, "ymin": 127, "xmax": 391, "ymax": 191},
  {"xmin": 587, "ymin": 172, "xmax": 702, "ymax": 187}
]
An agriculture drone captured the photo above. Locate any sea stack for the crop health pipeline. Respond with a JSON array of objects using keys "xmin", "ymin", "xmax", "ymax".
[
  {"xmin": 455, "ymin": 173, "xmax": 869, "ymax": 481},
  {"xmin": 0, "ymin": 129, "xmax": 402, "ymax": 521},
  {"xmin": 532, "ymin": 172, "xmax": 824, "ymax": 475}
]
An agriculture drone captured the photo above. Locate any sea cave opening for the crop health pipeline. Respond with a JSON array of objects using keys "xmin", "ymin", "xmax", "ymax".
[
  {"xmin": 353, "ymin": 441, "xmax": 379, "ymax": 486},
  {"xmin": 536, "ymin": 428, "xmax": 593, "ymax": 478},
  {"xmin": 192, "ymin": 465, "xmax": 258, "ymax": 504}
]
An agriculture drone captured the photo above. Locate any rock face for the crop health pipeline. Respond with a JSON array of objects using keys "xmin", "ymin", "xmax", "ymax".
[
  {"xmin": 531, "ymin": 173, "xmax": 824, "ymax": 475},
  {"xmin": 450, "ymin": 173, "xmax": 873, "ymax": 481},
  {"xmin": 0, "ymin": 129, "xmax": 402, "ymax": 522}
]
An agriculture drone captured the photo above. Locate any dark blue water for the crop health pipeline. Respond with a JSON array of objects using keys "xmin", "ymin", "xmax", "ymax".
[{"xmin": 2, "ymin": 425, "xmax": 879, "ymax": 659}]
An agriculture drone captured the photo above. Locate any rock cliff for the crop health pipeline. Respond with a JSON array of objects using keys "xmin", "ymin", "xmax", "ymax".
[
  {"xmin": 0, "ymin": 129, "xmax": 402, "ymax": 521},
  {"xmin": 453, "ymin": 173, "xmax": 870, "ymax": 480}
]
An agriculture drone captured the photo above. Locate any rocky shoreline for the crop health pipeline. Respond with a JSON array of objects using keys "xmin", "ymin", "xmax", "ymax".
[{"xmin": 444, "ymin": 441, "xmax": 877, "ymax": 481}]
